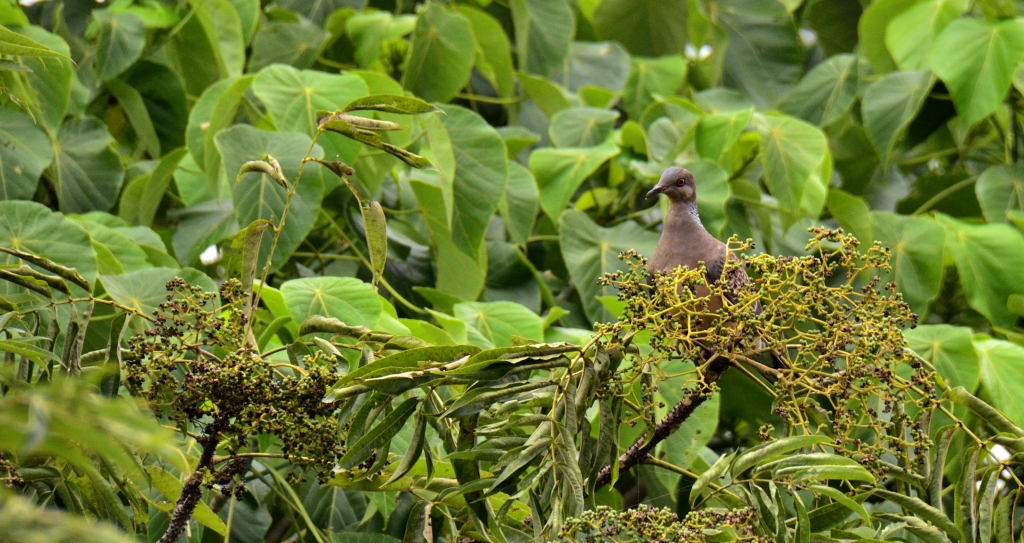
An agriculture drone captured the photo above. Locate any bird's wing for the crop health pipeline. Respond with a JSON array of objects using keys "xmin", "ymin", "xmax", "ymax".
[{"xmin": 705, "ymin": 245, "xmax": 759, "ymax": 311}]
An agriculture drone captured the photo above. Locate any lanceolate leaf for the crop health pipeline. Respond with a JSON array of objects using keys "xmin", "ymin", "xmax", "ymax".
[{"xmin": 339, "ymin": 398, "xmax": 418, "ymax": 470}]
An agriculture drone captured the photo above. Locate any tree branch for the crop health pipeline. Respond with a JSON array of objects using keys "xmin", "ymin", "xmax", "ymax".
[
  {"xmin": 157, "ymin": 429, "xmax": 220, "ymax": 543},
  {"xmin": 590, "ymin": 358, "xmax": 729, "ymax": 492}
]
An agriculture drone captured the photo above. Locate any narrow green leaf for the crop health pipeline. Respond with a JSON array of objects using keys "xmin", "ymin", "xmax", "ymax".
[
  {"xmin": 808, "ymin": 484, "xmax": 870, "ymax": 521},
  {"xmin": 690, "ymin": 451, "xmax": 735, "ymax": 506},
  {"xmin": 0, "ymin": 24, "xmax": 68, "ymax": 58},
  {"xmin": 362, "ymin": 201, "xmax": 387, "ymax": 284},
  {"xmin": 342, "ymin": 94, "xmax": 439, "ymax": 115},
  {"xmin": 384, "ymin": 409, "xmax": 426, "ymax": 485},
  {"xmin": 731, "ymin": 435, "xmax": 833, "ymax": 476},
  {"xmin": 340, "ymin": 397, "xmax": 419, "ymax": 470},
  {"xmin": 875, "ymin": 489, "xmax": 964, "ymax": 541}
]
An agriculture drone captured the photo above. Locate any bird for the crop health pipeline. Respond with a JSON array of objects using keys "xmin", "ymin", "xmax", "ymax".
[{"xmin": 645, "ymin": 167, "xmax": 782, "ymax": 370}]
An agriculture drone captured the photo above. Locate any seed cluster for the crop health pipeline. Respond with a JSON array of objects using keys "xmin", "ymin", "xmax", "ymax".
[
  {"xmin": 557, "ymin": 504, "xmax": 764, "ymax": 543},
  {"xmin": 124, "ymin": 279, "xmax": 344, "ymax": 483},
  {"xmin": 596, "ymin": 228, "xmax": 936, "ymax": 480}
]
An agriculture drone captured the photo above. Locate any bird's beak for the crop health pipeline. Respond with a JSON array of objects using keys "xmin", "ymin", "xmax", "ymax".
[{"xmin": 646, "ymin": 186, "xmax": 664, "ymax": 199}]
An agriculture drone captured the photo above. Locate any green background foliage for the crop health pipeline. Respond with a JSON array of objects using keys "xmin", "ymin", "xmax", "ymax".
[{"xmin": 3, "ymin": 0, "xmax": 1024, "ymax": 541}]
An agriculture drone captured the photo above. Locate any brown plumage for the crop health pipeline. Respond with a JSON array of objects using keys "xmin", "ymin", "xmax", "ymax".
[
  {"xmin": 646, "ymin": 167, "xmax": 755, "ymax": 326},
  {"xmin": 646, "ymin": 167, "xmax": 781, "ymax": 370}
]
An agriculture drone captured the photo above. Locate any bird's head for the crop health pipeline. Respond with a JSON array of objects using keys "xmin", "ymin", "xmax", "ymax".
[{"xmin": 646, "ymin": 167, "xmax": 696, "ymax": 203}]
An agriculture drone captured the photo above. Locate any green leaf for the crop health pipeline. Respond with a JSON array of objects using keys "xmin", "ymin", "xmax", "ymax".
[
  {"xmin": 0, "ymin": 23, "xmax": 67, "ymax": 58},
  {"xmin": 106, "ymin": 79, "xmax": 160, "ymax": 158},
  {"xmin": 593, "ymin": 0, "xmax": 686, "ymax": 57},
  {"xmin": 168, "ymin": 199, "xmax": 236, "ymax": 267},
  {"xmin": 858, "ymin": 0, "xmax": 918, "ymax": 73},
  {"xmin": 452, "ymin": 301, "xmax": 544, "ymax": 348},
  {"xmin": 658, "ymin": 394, "xmax": 718, "ymax": 478},
  {"xmin": 499, "ymin": 162, "xmax": 538, "ymax": 246},
  {"xmin": 344, "ymin": 10, "xmax": 414, "ymax": 69},
  {"xmin": 185, "ymin": 75, "xmax": 254, "ymax": 195},
  {"xmin": 870, "ymin": 211, "xmax": 945, "ymax": 316},
  {"xmin": 0, "ymin": 108, "xmax": 53, "ymax": 201},
  {"xmin": 886, "ymin": 0, "xmax": 966, "ymax": 71},
  {"xmin": 531, "ymin": 140, "xmax": 620, "ymax": 222},
  {"xmin": 689, "ymin": 451, "xmax": 735, "ymax": 506},
  {"xmin": 362, "ymin": 201, "xmax": 387, "ymax": 283},
  {"xmin": 549, "ymin": 107, "xmax": 619, "ymax": 148},
  {"xmin": 340, "ymin": 398, "xmax": 418, "ymax": 470},
  {"xmin": 384, "ymin": 409, "xmax": 426, "ymax": 485},
  {"xmin": 559, "ymin": 210, "xmax": 659, "ymax": 323},
  {"xmin": 937, "ymin": 214, "xmax": 1024, "ymax": 327},
  {"xmin": 402, "ymin": 4, "xmax": 475, "ymax": 103},
  {"xmin": 72, "ymin": 217, "xmax": 152, "ymax": 275},
  {"xmin": 779, "ymin": 54, "xmax": 858, "ymax": 127},
  {"xmin": 732, "ymin": 435, "xmax": 834, "ymax": 476},
  {"xmin": 716, "ymin": 1, "xmax": 806, "ymax": 108},
  {"xmin": 102, "ymin": 267, "xmax": 216, "ymax": 316},
  {"xmin": 216, "ymin": 125, "xmax": 324, "ymax": 271},
  {"xmin": 14, "ymin": 26, "xmax": 72, "ymax": 132},
  {"xmin": 459, "ymin": 6, "xmax": 515, "ymax": 98},
  {"xmin": 440, "ymin": 104, "xmax": 509, "ymax": 258},
  {"xmin": 342, "ymin": 94, "xmax": 438, "ymax": 115},
  {"xmin": 93, "ymin": 11, "xmax": 145, "ymax": 81},
  {"xmin": 905, "ymin": 325, "xmax": 980, "ymax": 392},
  {"xmin": 826, "ymin": 189, "xmax": 873, "ymax": 247},
  {"xmin": 136, "ymin": 148, "xmax": 188, "ymax": 227},
  {"xmin": 146, "ymin": 465, "xmax": 227, "ymax": 536},
  {"xmin": 861, "ymin": 70, "xmax": 933, "ymax": 164},
  {"xmin": 875, "ymin": 489, "xmax": 964, "ymax": 542},
  {"xmin": 696, "ymin": 108, "xmax": 752, "ymax": 164},
  {"xmin": 50, "ymin": 117, "xmax": 125, "ymax": 214},
  {"xmin": 754, "ymin": 112, "xmax": 831, "ymax": 220},
  {"xmin": 510, "ymin": 0, "xmax": 574, "ymax": 76},
  {"xmin": 253, "ymin": 65, "xmax": 368, "ymax": 165},
  {"xmin": 329, "ymin": 345, "xmax": 480, "ymax": 395},
  {"xmin": 248, "ymin": 21, "xmax": 328, "ymax": 72},
  {"xmin": 975, "ymin": 338, "xmax": 1024, "ymax": 429},
  {"xmin": 0, "ymin": 339, "xmax": 61, "ymax": 365},
  {"xmin": 409, "ymin": 177, "xmax": 486, "ymax": 301},
  {"xmin": 975, "ymin": 164, "xmax": 1024, "ymax": 223},
  {"xmin": 622, "ymin": 55, "xmax": 688, "ymax": 121},
  {"xmin": 807, "ymin": 484, "xmax": 869, "ymax": 521},
  {"xmin": 929, "ymin": 17, "xmax": 1024, "ymax": 126},
  {"xmin": 281, "ymin": 276, "xmax": 382, "ymax": 330},
  {"xmin": 0, "ymin": 201, "xmax": 98, "ymax": 288}
]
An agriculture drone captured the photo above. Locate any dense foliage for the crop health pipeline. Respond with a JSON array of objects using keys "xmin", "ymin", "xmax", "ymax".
[{"xmin": 2, "ymin": 0, "xmax": 1024, "ymax": 542}]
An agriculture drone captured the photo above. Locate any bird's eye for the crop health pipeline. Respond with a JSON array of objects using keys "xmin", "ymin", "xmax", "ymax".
[{"xmin": 676, "ymin": 178, "xmax": 685, "ymax": 186}]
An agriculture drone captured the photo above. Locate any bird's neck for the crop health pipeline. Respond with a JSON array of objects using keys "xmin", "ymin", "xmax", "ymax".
[{"xmin": 657, "ymin": 200, "xmax": 714, "ymax": 257}]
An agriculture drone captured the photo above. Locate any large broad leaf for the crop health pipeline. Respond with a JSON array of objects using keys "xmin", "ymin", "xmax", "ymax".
[
  {"xmin": 975, "ymin": 164, "xmax": 1024, "ymax": 223},
  {"xmin": 216, "ymin": 125, "xmax": 325, "ymax": 272},
  {"xmin": 345, "ymin": 11, "xmax": 415, "ymax": 69},
  {"xmin": 169, "ymin": 199, "xmax": 237, "ymax": 267},
  {"xmin": 684, "ymin": 160, "xmax": 731, "ymax": 237},
  {"xmin": 549, "ymin": 107, "xmax": 619, "ymax": 148},
  {"xmin": 72, "ymin": 218, "xmax": 152, "ymax": 275},
  {"xmin": 869, "ymin": 212, "xmax": 944, "ymax": 316},
  {"xmin": 975, "ymin": 338, "xmax": 1024, "ymax": 429},
  {"xmin": 861, "ymin": 70, "xmax": 933, "ymax": 164},
  {"xmin": 658, "ymin": 386, "xmax": 719, "ymax": 478},
  {"xmin": 859, "ymin": 0, "xmax": 917, "ymax": 73},
  {"xmin": 452, "ymin": 301, "xmax": 544, "ymax": 347},
  {"xmin": 459, "ymin": 6, "xmax": 514, "ymax": 98},
  {"xmin": 905, "ymin": 325, "xmax": 980, "ymax": 393},
  {"xmin": 15, "ymin": 26, "xmax": 72, "ymax": 131},
  {"xmin": 185, "ymin": 75, "xmax": 255, "ymax": 192},
  {"xmin": 779, "ymin": 54, "xmax": 857, "ymax": 127},
  {"xmin": 696, "ymin": 108, "xmax": 752, "ymax": 164},
  {"xmin": 886, "ymin": 0, "xmax": 967, "ymax": 71},
  {"xmin": 252, "ymin": 65, "xmax": 368, "ymax": 166},
  {"xmin": 50, "ymin": 117, "xmax": 125, "ymax": 213},
  {"xmin": 281, "ymin": 276, "xmax": 382, "ymax": 329},
  {"xmin": 248, "ymin": 21, "xmax": 329, "ymax": 72},
  {"xmin": 402, "ymin": 4, "xmax": 475, "ymax": 103},
  {"xmin": 592, "ymin": 0, "xmax": 687, "ymax": 57},
  {"xmin": 622, "ymin": 55, "xmax": 688, "ymax": 121},
  {"xmin": 754, "ymin": 112, "xmax": 831, "ymax": 221},
  {"xmin": 717, "ymin": 0, "xmax": 805, "ymax": 108},
  {"xmin": 929, "ymin": 17, "xmax": 1024, "ymax": 126},
  {"xmin": 273, "ymin": 0, "xmax": 364, "ymax": 25},
  {"xmin": 102, "ymin": 267, "xmax": 216, "ymax": 316},
  {"xmin": 0, "ymin": 108, "xmax": 53, "ymax": 201},
  {"xmin": 93, "ymin": 10, "xmax": 145, "ymax": 81},
  {"xmin": 531, "ymin": 140, "xmax": 620, "ymax": 222},
  {"xmin": 559, "ymin": 210, "xmax": 659, "ymax": 323},
  {"xmin": 120, "ymin": 61, "xmax": 189, "ymax": 153},
  {"xmin": 826, "ymin": 190, "xmax": 872, "ymax": 248},
  {"xmin": 510, "ymin": 0, "xmax": 574, "ymax": 77},
  {"xmin": 0, "ymin": 200, "xmax": 98, "ymax": 288},
  {"xmin": 500, "ymin": 162, "xmax": 539, "ymax": 246},
  {"xmin": 410, "ymin": 176, "xmax": 486, "ymax": 301},
  {"xmin": 553, "ymin": 41, "xmax": 631, "ymax": 94},
  {"xmin": 937, "ymin": 214, "xmax": 1024, "ymax": 328},
  {"xmin": 442, "ymin": 105, "xmax": 509, "ymax": 259}
]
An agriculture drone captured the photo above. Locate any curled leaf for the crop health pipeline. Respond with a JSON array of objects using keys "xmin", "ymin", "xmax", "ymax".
[
  {"xmin": 236, "ymin": 157, "xmax": 287, "ymax": 188},
  {"xmin": 342, "ymin": 94, "xmax": 441, "ymax": 115}
]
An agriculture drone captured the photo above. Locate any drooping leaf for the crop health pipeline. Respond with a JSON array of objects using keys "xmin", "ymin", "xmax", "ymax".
[
  {"xmin": 0, "ymin": 108, "xmax": 53, "ymax": 201},
  {"xmin": 937, "ymin": 214, "xmax": 1024, "ymax": 327},
  {"xmin": 862, "ymin": 70, "xmax": 934, "ymax": 164},
  {"xmin": 281, "ymin": 276, "xmax": 382, "ymax": 330},
  {"xmin": 870, "ymin": 211, "xmax": 945, "ymax": 316},
  {"xmin": 930, "ymin": 17, "xmax": 1024, "ymax": 126},
  {"xmin": 500, "ymin": 162, "xmax": 539, "ymax": 246},
  {"xmin": 510, "ymin": 0, "xmax": 574, "ymax": 77},
  {"xmin": 975, "ymin": 164, "xmax": 1024, "ymax": 223},
  {"xmin": 340, "ymin": 398, "xmax": 418, "ymax": 470},
  {"xmin": 975, "ymin": 338, "xmax": 1024, "ymax": 429},
  {"xmin": 531, "ymin": 140, "xmax": 620, "ymax": 222},
  {"xmin": 50, "ymin": 117, "xmax": 125, "ymax": 214},
  {"xmin": 402, "ymin": 4, "xmax": 475, "ymax": 103},
  {"xmin": 779, "ymin": 54, "xmax": 858, "ymax": 127},
  {"xmin": 459, "ymin": 6, "xmax": 515, "ymax": 98},
  {"xmin": 452, "ymin": 301, "xmax": 544, "ymax": 347},
  {"xmin": 93, "ymin": 11, "xmax": 145, "ymax": 81},
  {"xmin": 754, "ymin": 112, "xmax": 831, "ymax": 221},
  {"xmin": 559, "ymin": 210, "xmax": 659, "ymax": 323}
]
